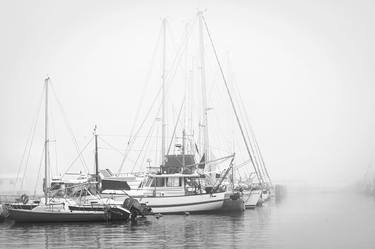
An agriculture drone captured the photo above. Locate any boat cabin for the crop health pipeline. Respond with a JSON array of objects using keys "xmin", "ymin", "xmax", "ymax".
[{"xmin": 140, "ymin": 173, "xmax": 207, "ymax": 197}]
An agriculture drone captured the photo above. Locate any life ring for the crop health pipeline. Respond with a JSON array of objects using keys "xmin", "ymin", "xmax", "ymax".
[{"xmin": 20, "ymin": 194, "xmax": 29, "ymax": 204}]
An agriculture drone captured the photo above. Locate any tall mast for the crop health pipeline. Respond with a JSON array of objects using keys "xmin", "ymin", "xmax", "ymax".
[
  {"xmin": 44, "ymin": 77, "xmax": 49, "ymax": 205},
  {"xmin": 94, "ymin": 125, "xmax": 99, "ymax": 192},
  {"xmin": 198, "ymin": 11, "xmax": 209, "ymax": 170},
  {"xmin": 161, "ymin": 18, "xmax": 167, "ymax": 167}
]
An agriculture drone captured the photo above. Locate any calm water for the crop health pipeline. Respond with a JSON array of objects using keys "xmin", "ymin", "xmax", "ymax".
[{"xmin": 1, "ymin": 189, "xmax": 375, "ymax": 249}]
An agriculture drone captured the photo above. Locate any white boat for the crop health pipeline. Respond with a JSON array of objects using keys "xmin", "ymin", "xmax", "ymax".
[
  {"xmin": 243, "ymin": 189, "xmax": 262, "ymax": 209},
  {"xmin": 102, "ymin": 172, "xmax": 243, "ymax": 214},
  {"xmin": 260, "ymin": 188, "xmax": 271, "ymax": 202}
]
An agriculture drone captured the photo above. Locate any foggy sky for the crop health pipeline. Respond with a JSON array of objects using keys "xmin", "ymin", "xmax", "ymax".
[{"xmin": 1, "ymin": 0, "xmax": 375, "ymax": 190}]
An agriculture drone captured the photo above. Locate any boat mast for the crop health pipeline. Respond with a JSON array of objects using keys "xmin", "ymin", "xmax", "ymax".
[
  {"xmin": 94, "ymin": 125, "xmax": 99, "ymax": 192},
  {"xmin": 182, "ymin": 129, "xmax": 186, "ymax": 169},
  {"xmin": 198, "ymin": 11, "xmax": 209, "ymax": 172},
  {"xmin": 161, "ymin": 18, "xmax": 167, "ymax": 168},
  {"xmin": 44, "ymin": 77, "xmax": 49, "ymax": 205}
]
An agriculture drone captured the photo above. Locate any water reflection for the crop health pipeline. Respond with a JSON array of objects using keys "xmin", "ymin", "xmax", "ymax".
[{"xmin": 2, "ymin": 190, "xmax": 375, "ymax": 248}]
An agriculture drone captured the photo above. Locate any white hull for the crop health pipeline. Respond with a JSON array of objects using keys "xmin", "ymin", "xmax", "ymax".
[
  {"xmin": 243, "ymin": 190, "xmax": 261, "ymax": 209},
  {"xmin": 103, "ymin": 192, "xmax": 227, "ymax": 214},
  {"xmin": 261, "ymin": 191, "xmax": 271, "ymax": 202}
]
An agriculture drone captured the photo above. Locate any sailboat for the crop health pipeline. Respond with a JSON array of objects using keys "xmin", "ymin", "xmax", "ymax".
[
  {"xmin": 100, "ymin": 12, "xmax": 249, "ymax": 214},
  {"xmin": 7, "ymin": 78, "xmax": 131, "ymax": 223}
]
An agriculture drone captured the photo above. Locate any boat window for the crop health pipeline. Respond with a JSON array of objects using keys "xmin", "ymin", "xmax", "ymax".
[
  {"xmin": 146, "ymin": 177, "xmax": 154, "ymax": 187},
  {"xmin": 151, "ymin": 177, "xmax": 165, "ymax": 187},
  {"xmin": 166, "ymin": 177, "xmax": 180, "ymax": 187}
]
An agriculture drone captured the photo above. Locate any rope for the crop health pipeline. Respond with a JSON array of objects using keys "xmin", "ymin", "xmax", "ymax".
[
  {"xmin": 233, "ymin": 79, "xmax": 272, "ymax": 184},
  {"xmin": 98, "ymin": 136, "xmax": 125, "ymax": 156},
  {"xmin": 49, "ymin": 106, "xmax": 59, "ymax": 176},
  {"xmin": 137, "ymin": 121, "xmax": 157, "ymax": 173},
  {"xmin": 117, "ymin": 86, "xmax": 162, "ymax": 174},
  {"xmin": 49, "ymin": 82, "xmax": 89, "ymax": 172},
  {"xmin": 63, "ymin": 136, "xmax": 93, "ymax": 175},
  {"xmin": 127, "ymin": 24, "xmax": 163, "ymax": 146},
  {"xmin": 33, "ymin": 145, "xmax": 45, "ymax": 196},
  {"xmin": 117, "ymin": 19, "xmax": 197, "ymax": 174},
  {"xmin": 131, "ymin": 104, "xmax": 161, "ymax": 173},
  {"xmin": 19, "ymin": 85, "xmax": 44, "ymax": 190},
  {"xmin": 201, "ymin": 15, "xmax": 264, "ymax": 184},
  {"xmin": 166, "ymin": 98, "xmax": 185, "ymax": 154}
]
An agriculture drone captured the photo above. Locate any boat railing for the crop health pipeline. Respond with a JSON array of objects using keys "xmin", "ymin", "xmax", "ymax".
[{"xmin": 0, "ymin": 194, "xmax": 43, "ymax": 204}]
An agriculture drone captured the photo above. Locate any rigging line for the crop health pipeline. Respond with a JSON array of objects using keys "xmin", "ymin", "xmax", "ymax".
[
  {"xmin": 166, "ymin": 97, "xmax": 185, "ymax": 155},
  {"xmin": 203, "ymin": 18, "xmax": 264, "ymax": 184},
  {"xmin": 133, "ymin": 99, "xmax": 163, "ymax": 172},
  {"xmin": 63, "ymin": 136, "xmax": 93, "ymax": 175},
  {"xmin": 138, "ymin": 121, "xmax": 157, "ymax": 173},
  {"xmin": 164, "ymin": 17, "xmax": 197, "ymax": 84},
  {"xmin": 131, "ymin": 116, "xmax": 158, "ymax": 173},
  {"xmin": 234, "ymin": 159, "xmax": 252, "ymax": 169},
  {"xmin": 33, "ymin": 145, "xmax": 45, "ymax": 198},
  {"xmin": 98, "ymin": 136, "xmax": 125, "ymax": 156},
  {"xmin": 118, "ymin": 19, "xmax": 196, "ymax": 174},
  {"xmin": 233, "ymin": 80, "xmax": 272, "ymax": 184},
  {"xmin": 226, "ymin": 60, "xmax": 266, "ymax": 182},
  {"xmin": 15, "ymin": 85, "xmax": 44, "ymax": 189},
  {"xmin": 101, "ymin": 134, "xmax": 167, "ymax": 138},
  {"xmin": 183, "ymin": 22, "xmax": 191, "ymax": 137},
  {"xmin": 185, "ymin": 153, "xmax": 234, "ymax": 168},
  {"xmin": 242, "ymin": 119, "xmax": 265, "ymax": 183},
  {"xmin": 127, "ymin": 23, "xmax": 163, "ymax": 144},
  {"xmin": 202, "ymin": 15, "xmax": 263, "ymax": 184},
  {"xmin": 20, "ymin": 88, "xmax": 45, "ymax": 191},
  {"xmin": 154, "ymin": 120, "xmax": 159, "ymax": 168},
  {"xmin": 117, "ymin": 85, "xmax": 162, "ymax": 174},
  {"xmin": 49, "ymin": 82, "xmax": 89, "ymax": 173},
  {"xmin": 49, "ymin": 106, "xmax": 59, "ymax": 176},
  {"xmin": 97, "ymin": 138, "xmax": 138, "ymax": 164},
  {"xmin": 166, "ymin": 19, "xmax": 178, "ymax": 58},
  {"xmin": 118, "ymin": 22, "xmax": 195, "ymax": 173}
]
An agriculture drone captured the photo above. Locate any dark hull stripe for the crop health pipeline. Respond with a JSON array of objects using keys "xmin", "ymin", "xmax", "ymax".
[
  {"xmin": 245, "ymin": 205, "xmax": 256, "ymax": 209},
  {"xmin": 7, "ymin": 209, "xmax": 129, "ymax": 223}
]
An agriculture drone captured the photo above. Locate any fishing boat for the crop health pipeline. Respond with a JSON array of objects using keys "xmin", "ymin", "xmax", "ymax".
[{"xmin": 103, "ymin": 163, "xmax": 242, "ymax": 214}]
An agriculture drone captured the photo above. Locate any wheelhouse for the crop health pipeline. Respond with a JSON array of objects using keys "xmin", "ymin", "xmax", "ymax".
[{"xmin": 141, "ymin": 173, "xmax": 206, "ymax": 197}]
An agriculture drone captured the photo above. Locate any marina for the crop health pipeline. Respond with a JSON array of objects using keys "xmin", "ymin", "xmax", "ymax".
[
  {"xmin": 1, "ymin": 0, "xmax": 375, "ymax": 248},
  {"xmin": 1, "ymin": 11, "xmax": 273, "ymax": 221}
]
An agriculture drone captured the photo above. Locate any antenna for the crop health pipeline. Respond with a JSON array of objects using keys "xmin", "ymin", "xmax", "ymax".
[{"xmin": 198, "ymin": 11, "xmax": 210, "ymax": 175}]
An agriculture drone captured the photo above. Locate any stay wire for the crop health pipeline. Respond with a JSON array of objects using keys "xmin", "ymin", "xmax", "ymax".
[
  {"xmin": 98, "ymin": 136, "xmax": 125, "ymax": 156},
  {"xmin": 234, "ymin": 79, "xmax": 272, "ymax": 184},
  {"xmin": 127, "ymin": 24, "xmax": 163, "ymax": 145},
  {"xmin": 49, "ymin": 82, "xmax": 89, "ymax": 173},
  {"xmin": 202, "ymin": 15, "xmax": 263, "ymax": 184},
  {"xmin": 33, "ymin": 145, "xmax": 45, "ymax": 197},
  {"xmin": 63, "ymin": 136, "xmax": 93, "ymax": 175},
  {"xmin": 118, "ymin": 19, "xmax": 196, "ymax": 174},
  {"xmin": 19, "ymin": 85, "xmax": 45, "ymax": 190}
]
